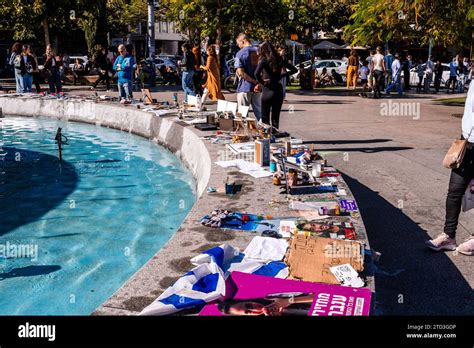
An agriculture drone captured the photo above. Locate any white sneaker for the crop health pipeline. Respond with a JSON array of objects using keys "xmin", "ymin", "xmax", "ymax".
[
  {"xmin": 456, "ymin": 237, "xmax": 474, "ymax": 256},
  {"xmin": 425, "ymin": 233, "xmax": 457, "ymax": 251}
]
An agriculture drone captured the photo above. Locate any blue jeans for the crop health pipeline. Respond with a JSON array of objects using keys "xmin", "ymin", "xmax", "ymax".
[
  {"xmin": 118, "ymin": 80, "xmax": 133, "ymax": 100},
  {"xmin": 182, "ymin": 71, "xmax": 195, "ymax": 102},
  {"xmin": 385, "ymin": 76, "xmax": 403, "ymax": 95},
  {"xmin": 22, "ymin": 73, "xmax": 33, "ymax": 93},
  {"xmin": 48, "ymin": 71, "xmax": 62, "ymax": 93},
  {"xmin": 15, "ymin": 69, "xmax": 24, "ymax": 93}
]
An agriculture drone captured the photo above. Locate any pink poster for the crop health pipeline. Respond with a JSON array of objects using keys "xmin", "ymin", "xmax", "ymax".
[{"xmin": 199, "ymin": 272, "xmax": 371, "ymax": 316}]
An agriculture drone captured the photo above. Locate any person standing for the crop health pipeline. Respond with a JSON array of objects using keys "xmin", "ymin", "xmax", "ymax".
[
  {"xmin": 385, "ymin": 53, "xmax": 403, "ymax": 96},
  {"xmin": 44, "ymin": 44, "xmax": 62, "ymax": 94},
  {"xmin": 346, "ymin": 50, "xmax": 359, "ymax": 89},
  {"xmin": 404, "ymin": 54, "xmax": 413, "ymax": 90},
  {"xmin": 9, "ymin": 42, "xmax": 24, "ymax": 93},
  {"xmin": 277, "ymin": 45, "xmax": 291, "ymax": 101},
  {"xmin": 92, "ymin": 46, "xmax": 111, "ymax": 91},
  {"xmin": 424, "ymin": 56, "xmax": 434, "ymax": 93},
  {"xmin": 29, "ymin": 47, "xmax": 42, "ymax": 93},
  {"xmin": 178, "ymin": 43, "xmax": 196, "ymax": 103},
  {"xmin": 370, "ymin": 46, "xmax": 385, "ymax": 98},
  {"xmin": 20, "ymin": 45, "xmax": 35, "ymax": 93},
  {"xmin": 200, "ymin": 45, "xmax": 225, "ymax": 103},
  {"xmin": 358, "ymin": 60, "xmax": 369, "ymax": 98},
  {"xmin": 192, "ymin": 41, "xmax": 204, "ymax": 97},
  {"xmin": 234, "ymin": 33, "xmax": 262, "ymax": 120},
  {"xmin": 416, "ymin": 59, "xmax": 425, "ymax": 93},
  {"xmin": 447, "ymin": 56, "xmax": 458, "ymax": 94},
  {"xmin": 366, "ymin": 50, "xmax": 375, "ymax": 89},
  {"xmin": 434, "ymin": 59, "xmax": 443, "ymax": 93},
  {"xmin": 254, "ymin": 41, "xmax": 297, "ymax": 130},
  {"xmin": 384, "ymin": 49, "xmax": 394, "ymax": 86},
  {"xmin": 113, "ymin": 44, "xmax": 135, "ymax": 103},
  {"xmin": 426, "ymin": 80, "xmax": 474, "ymax": 255}
]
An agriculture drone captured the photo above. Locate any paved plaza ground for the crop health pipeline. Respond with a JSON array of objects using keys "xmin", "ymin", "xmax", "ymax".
[{"xmin": 2, "ymin": 80, "xmax": 473, "ymax": 315}]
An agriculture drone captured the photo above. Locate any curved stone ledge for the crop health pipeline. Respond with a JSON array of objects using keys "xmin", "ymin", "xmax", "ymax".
[{"xmin": 0, "ymin": 97, "xmax": 210, "ymax": 196}]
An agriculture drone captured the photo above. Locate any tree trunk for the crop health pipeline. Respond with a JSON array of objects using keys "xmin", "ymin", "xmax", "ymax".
[
  {"xmin": 215, "ymin": 1, "xmax": 222, "ymax": 68},
  {"xmin": 310, "ymin": 27, "xmax": 315, "ymax": 89},
  {"xmin": 42, "ymin": 18, "xmax": 50, "ymax": 47}
]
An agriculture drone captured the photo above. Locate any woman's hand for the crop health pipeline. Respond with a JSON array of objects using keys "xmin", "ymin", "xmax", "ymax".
[
  {"xmin": 263, "ymin": 298, "xmax": 292, "ymax": 316},
  {"xmin": 253, "ymin": 83, "xmax": 263, "ymax": 93}
]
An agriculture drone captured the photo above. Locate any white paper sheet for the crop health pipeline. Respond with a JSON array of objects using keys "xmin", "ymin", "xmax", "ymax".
[{"xmin": 243, "ymin": 236, "xmax": 288, "ymax": 262}]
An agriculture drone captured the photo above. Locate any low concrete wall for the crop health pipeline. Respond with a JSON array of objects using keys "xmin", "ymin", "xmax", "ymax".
[{"xmin": 0, "ymin": 97, "xmax": 211, "ymax": 196}]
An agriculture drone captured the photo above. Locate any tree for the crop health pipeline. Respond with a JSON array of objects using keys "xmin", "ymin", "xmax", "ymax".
[{"xmin": 344, "ymin": 0, "xmax": 473, "ymax": 50}]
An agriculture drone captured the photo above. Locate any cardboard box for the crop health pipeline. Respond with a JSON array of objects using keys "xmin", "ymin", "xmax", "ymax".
[{"xmin": 285, "ymin": 235, "xmax": 363, "ymax": 284}]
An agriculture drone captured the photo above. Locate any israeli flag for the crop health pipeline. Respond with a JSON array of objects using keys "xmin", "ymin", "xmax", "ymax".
[
  {"xmin": 139, "ymin": 241, "xmax": 288, "ymax": 316},
  {"xmin": 139, "ymin": 262, "xmax": 226, "ymax": 316},
  {"xmin": 192, "ymin": 243, "xmax": 289, "ymax": 279}
]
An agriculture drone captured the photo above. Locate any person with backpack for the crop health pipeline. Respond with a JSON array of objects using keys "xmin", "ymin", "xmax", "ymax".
[{"xmin": 9, "ymin": 42, "xmax": 24, "ymax": 93}]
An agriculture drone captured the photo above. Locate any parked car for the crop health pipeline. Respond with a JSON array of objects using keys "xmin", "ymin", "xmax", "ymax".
[
  {"xmin": 401, "ymin": 63, "xmax": 451, "ymax": 87},
  {"xmin": 153, "ymin": 57, "xmax": 177, "ymax": 74},
  {"xmin": 290, "ymin": 59, "xmax": 345, "ymax": 83}
]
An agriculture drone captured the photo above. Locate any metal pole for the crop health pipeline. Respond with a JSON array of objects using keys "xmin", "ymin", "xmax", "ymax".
[{"xmin": 147, "ymin": 0, "xmax": 156, "ymax": 59}]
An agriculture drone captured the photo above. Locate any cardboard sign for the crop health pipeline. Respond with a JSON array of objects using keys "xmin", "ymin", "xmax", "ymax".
[
  {"xmin": 285, "ymin": 235, "xmax": 363, "ymax": 284},
  {"xmin": 199, "ymin": 272, "xmax": 371, "ymax": 316}
]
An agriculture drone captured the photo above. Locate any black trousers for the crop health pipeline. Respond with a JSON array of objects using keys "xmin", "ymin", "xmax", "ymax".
[
  {"xmin": 373, "ymin": 70, "xmax": 384, "ymax": 98},
  {"xmin": 261, "ymin": 84, "xmax": 284, "ymax": 129},
  {"xmin": 93, "ymin": 71, "xmax": 110, "ymax": 90},
  {"xmin": 32, "ymin": 72, "xmax": 41, "ymax": 93},
  {"xmin": 434, "ymin": 74, "xmax": 442, "ymax": 92},
  {"xmin": 444, "ymin": 144, "xmax": 474, "ymax": 238}
]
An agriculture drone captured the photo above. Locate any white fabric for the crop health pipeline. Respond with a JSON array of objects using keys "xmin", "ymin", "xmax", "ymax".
[
  {"xmin": 372, "ymin": 53, "xmax": 384, "ymax": 71},
  {"xmin": 227, "ymin": 259, "xmax": 289, "ymax": 279},
  {"xmin": 243, "ymin": 236, "xmax": 288, "ymax": 262},
  {"xmin": 462, "ymin": 80, "xmax": 474, "ymax": 142},
  {"xmin": 391, "ymin": 59, "xmax": 401, "ymax": 79}
]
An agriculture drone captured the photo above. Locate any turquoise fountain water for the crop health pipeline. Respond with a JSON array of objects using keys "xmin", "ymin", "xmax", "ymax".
[{"xmin": 0, "ymin": 116, "xmax": 196, "ymax": 315}]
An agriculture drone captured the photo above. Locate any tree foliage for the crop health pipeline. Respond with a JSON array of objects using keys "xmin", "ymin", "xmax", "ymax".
[{"xmin": 344, "ymin": 0, "xmax": 473, "ymax": 49}]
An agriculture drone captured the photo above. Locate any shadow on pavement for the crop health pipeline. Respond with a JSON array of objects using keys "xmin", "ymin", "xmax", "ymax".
[
  {"xmin": 303, "ymin": 139, "xmax": 393, "ymax": 145},
  {"xmin": 316, "ymin": 146, "xmax": 413, "ymax": 153},
  {"xmin": 342, "ymin": 172, "xmax": 474, "ymax": 315}
]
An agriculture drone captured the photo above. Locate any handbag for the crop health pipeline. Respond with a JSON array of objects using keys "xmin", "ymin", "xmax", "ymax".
[{"xmin": 443, "ymin": 128, "xmax": 472, "ymax": 169}]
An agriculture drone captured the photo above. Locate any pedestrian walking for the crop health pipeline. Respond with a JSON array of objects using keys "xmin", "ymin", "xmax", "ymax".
[
  {"xmin": 254, "ymin": 41, "xmax": 297, "ymax": 130},
  {"xmin": 200, "ymin": 45, "xmax": 225, "ymax": 104},
  {"xmin": 385, "ymin": 53, "xmax": 403, "ymax": 96},
  {"xmin": 178, "ymin": 43, "xmax": 196, "ymax": 103},
  {"xmin": 370, "ymin": 46, "xmax": 385, "ymax": 98},
  {"xmin": 234, "ymin": 33, "xmax": 262, "ymax": 120},
  {"xmin": 426, "ymin": 80, "xmax": 474, "ymax": 255},
  {"xmin": 91, "ymin": 46, "xmax": 111, "ymax": 91}
]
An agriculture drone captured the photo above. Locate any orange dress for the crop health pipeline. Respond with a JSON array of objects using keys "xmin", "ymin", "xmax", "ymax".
[{"xmin": 202, "ymin": 55, "xmax": 225, "ymax": 100}]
